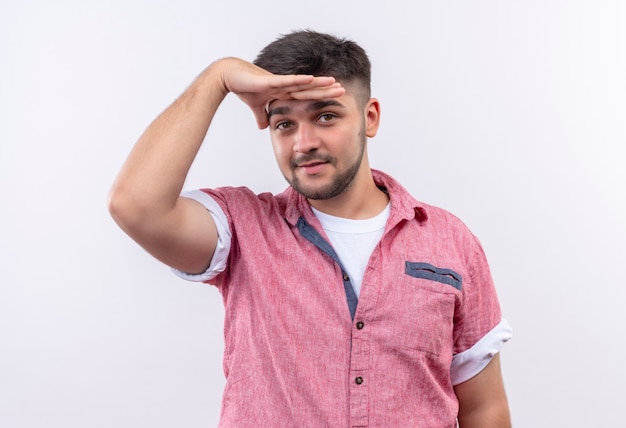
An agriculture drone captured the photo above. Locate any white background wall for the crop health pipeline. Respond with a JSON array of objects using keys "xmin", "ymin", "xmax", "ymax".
[{"xmin": 1, "ymin": 1, "xmax": 625, "ymax": 426}]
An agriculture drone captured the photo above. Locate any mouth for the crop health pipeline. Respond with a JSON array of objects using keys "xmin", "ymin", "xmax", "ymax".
[
  {"xmin": 297, "ymin": 160, "xmax": 326, "ymax": 168},
  {"xmin": 297, "ymin": 161, "xmax": 328, "ymax": 175},
  {"xmin": 291, "ymin": 154, "xmax": 333, "ymax": 172}
]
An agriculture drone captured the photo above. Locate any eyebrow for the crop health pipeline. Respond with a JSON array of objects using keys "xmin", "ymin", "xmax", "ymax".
[{"xmin": 267, "ymin": 99, "xmax": 345, "ymax": 119}]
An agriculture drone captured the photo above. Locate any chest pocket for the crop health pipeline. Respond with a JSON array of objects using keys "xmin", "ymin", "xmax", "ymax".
[{"xmin": 384, "ymin": 262, "xmax": 462, "ymax": 356}]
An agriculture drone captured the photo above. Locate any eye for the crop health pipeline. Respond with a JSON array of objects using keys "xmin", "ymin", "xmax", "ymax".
[
  {"xmin": 275, "ymin": 121, "xmax": 293, "ymax": 130},
  {"xmin": 318, "ymin": 113, "xmax": 336, "ymax": 123}
]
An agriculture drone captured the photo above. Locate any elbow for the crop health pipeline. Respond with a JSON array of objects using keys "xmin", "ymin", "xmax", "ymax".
[
  {"xmin": 107, "ymin": 187, "xmax": 122, "ymax": 223},
  {"xmin": 107, "ymin": 182, "xmax": 173, "ymax": 241},
  {"xmin": 107, "ymin": 183, "xmax": 143, "ymax": 232}
]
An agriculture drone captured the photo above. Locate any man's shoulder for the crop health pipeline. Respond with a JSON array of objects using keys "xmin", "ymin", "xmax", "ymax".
[
  {"xmin": 418, "ymin": 201, "xmax": 474, "ymax": 234},
  {"xmin": 199, "ymin": 185, "xmax": 287, "ymax": 202},
  {"xmin": 375, "ymin": 170, "xmax": 477, "ymax": 239},
  {"xmin": 375, "ymin": 171, "xmax": 468, "ymax": 224},
  {"xmin": 197, "ymin": 185, "xmax": 300, "ymax": 221}
]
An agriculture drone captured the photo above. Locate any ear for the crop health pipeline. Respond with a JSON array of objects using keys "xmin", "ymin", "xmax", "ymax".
[{"xmin": 364, "ymin": 98, "xmax": 381, "ymax": 138}]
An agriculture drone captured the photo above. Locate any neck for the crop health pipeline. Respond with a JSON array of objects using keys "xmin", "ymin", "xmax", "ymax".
[{"xmin": 308, "ymin": 166, "xmax": 389, "ymax": 219}]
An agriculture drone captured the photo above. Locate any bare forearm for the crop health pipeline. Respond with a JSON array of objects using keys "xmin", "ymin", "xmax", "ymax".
[{"xmin": 108, "ymin": 61, "xmax": 227, "ymax": 226}]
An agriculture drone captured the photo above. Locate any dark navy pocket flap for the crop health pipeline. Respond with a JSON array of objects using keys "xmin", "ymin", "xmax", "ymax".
[{"xmin": 405, "ymin": 262, "xmax": 462, "ymax": 291}]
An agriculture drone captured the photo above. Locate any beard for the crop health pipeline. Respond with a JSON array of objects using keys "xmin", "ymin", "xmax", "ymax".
[{"xmin": 286, "ymin": 129, "xmax": 366, "ymax": 200}]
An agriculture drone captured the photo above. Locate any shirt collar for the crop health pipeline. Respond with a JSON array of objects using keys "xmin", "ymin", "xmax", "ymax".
[{"xmin": 280, "ymin": 169, "xmax": 428, "ymax": 226}]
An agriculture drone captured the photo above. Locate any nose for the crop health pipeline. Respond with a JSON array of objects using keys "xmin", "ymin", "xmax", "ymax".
[{"xmin": 293, "ymin": 123, "xmax": 320, "ymax": 153}]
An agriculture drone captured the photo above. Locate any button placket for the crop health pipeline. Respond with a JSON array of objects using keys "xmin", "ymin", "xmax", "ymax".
[{"xmin": 349, "ymin": 327, "xmax": 369, "ymax": 426}]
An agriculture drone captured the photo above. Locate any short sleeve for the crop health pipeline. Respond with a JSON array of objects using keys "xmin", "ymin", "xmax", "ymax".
[
  {"xmin": 450, "ymin": 235, "xmax": 512, "ymax": 383},
  {"xmin": 450, "ymin": 319, "xmax": 512, "ymax": 384},
  {"xmin": 171, "ymin": 190, "xmax": 232, "ymax": 282}
]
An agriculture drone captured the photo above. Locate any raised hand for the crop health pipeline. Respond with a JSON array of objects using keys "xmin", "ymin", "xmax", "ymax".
[{"xmin": 216, "ymin": 57, "xmax": 345, "ymax": 129}]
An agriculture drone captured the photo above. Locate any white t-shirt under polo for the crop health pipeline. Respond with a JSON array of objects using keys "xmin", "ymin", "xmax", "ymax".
[{"xmin": 311, "ymin": 203, "xmax": 390, "ymax": 298}]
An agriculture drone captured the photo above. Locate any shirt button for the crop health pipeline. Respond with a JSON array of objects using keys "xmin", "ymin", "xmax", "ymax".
[
  {"xmin": 343, "ymin": 273, "xmax": 350, "ymax": 281},
  {"xmin": 355, "ymin": 376, "xmax": 364, "ymax": 385},
  {"xmin": 356, "ymin": 321, "xmax": 364, "ymax": 330}
]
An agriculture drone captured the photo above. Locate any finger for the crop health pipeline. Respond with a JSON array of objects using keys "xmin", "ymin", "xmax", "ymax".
[
  {"xmin": 267, "ymin": 83, "xmax": 344, "ymax": 103},
  {"xmin": 252, "ymin": 108, "xmax": 270, "ymax": 129},
  {"xmin": 289, "ymin": 84, "xmax": 346, "ymax": 100},
  {"xmin": 261, "ymin": 83, "xmax": 344, "ymax": 114},
  {"xmin": 268, "ymin": 75, "xmax": 336, "ymax": 92}
]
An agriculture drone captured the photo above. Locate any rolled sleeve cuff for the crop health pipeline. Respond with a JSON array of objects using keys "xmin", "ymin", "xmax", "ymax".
[
  {"xmin": 450, "ymin": 318, "xmax": 512, "ymax": 385},
  {"xmin": 171, "ymin": 190, "xmax": 231, "ymax": 283}
]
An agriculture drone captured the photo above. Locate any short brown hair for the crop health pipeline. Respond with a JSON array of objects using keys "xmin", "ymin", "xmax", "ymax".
[{"xmin": 254, "ymin": 30, "xmax": 371, "ymax": 102}]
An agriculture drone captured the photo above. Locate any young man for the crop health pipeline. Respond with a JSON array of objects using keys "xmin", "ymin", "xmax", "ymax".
[{"xmin": 109, "ymin": 30, "xmax": 512, "ymax": 427}]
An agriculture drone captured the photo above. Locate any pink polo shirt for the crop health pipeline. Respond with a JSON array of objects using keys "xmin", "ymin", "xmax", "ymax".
[{"xmin": 175, "ymin": 170, "xmax": 511, "ymax": 427}]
